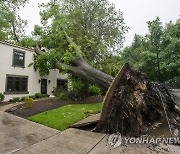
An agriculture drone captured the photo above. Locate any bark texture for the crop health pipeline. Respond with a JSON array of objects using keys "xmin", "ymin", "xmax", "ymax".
[{"xmin": 55, "ymin": 58, "xmax": 113, "ymax": 89}]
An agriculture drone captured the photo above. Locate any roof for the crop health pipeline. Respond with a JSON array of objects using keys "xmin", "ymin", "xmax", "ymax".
[{"xmin": 0, "ymin": 41, "xmax": 34, "ymax": 52}]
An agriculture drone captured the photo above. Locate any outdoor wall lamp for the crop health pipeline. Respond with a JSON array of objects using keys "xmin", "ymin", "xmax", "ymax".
[
  {"xmin": 48, "ymin": 80, "xmax": 51, "ymax": 84},
  {"xmin": 38, "ymin": 79, "xmax": 41, "ymax": 83}
]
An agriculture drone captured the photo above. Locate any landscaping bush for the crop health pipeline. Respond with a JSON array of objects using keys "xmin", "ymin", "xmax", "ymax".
[
  {"xmin": 21, "ymin": 96, "xmax": 27, "ymax": 102},
  {"xmin": 35, "ymin": 93, "xmax": 42, "ymax": 98},
  {"xmin": 0, "ymin": 93, "xmax": 5, "ymax": 102},
  {"xmin": 24, "ymin": 97, "xmax": 34, "ymax": 108},
  {"xmin": 35, "ymin": 93, "xmax": 49, "ymax": 99},
  {"xmin": 12, "ymin": 97, "xmax": 21, "ymax": 102},
  {"xmin": 88, "ymin": 85, "xmax": 102, "ymax": 96},
  {"xmin": 68, "ymin": 79, "xmax": 89, "ymax": 100},
  {"xmin": 172, "ymin": 76, "xmax": 180, "ymax": 88},
  {"xmin": 41, "ymin": 94, "xmax": 49, "ymax": 98},
  {"xmin": 29, "ymin": 95, "xmax": 36, "ymax": 100},
  {"xmin": 53, "ymin": 88, "xmax": 69, "ymax": 100}
]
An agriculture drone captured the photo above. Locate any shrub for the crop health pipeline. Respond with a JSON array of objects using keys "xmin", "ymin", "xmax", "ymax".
[
  {"xmin": 88, "ymin": 85, "xmax": 101, "ymax": 96},
  {"xmin": 29, "ymin": 95, "xmax": 36, "ymax": 100},
  {"xmin": 0, "ymin": 93, "xmax": 5, "ymax": 102},
  {"xmin": 68, "ymin": 79, "xmax": 89, "ymax": 100},
  {"xmin": 21, "ymin": 96, "xmax": 27, "ymax": 102},
  {"xmin": 12, "ymin": 97, "xmax": 21, "ymax": 102},
  {"xmin": 53, "ymin": 88, "xmax": 69, "ymax": 100},
  {"xmin": 41, "ymin": 94, "xmax": 49, "ymax": 98},
  {"xmin": 35, "ymin": 93, "xmax": 42, "ymax": 98},
  {"xmin": 24, "ymin": 97, "xmax": 34, "ymax": 108},
  {"xmin": 172, "ymin": 77, "xmax": 180, "ymax": 88},
  {"xmin": 35, "ymin": 93, "xmax": 49, "ymax": 99}
]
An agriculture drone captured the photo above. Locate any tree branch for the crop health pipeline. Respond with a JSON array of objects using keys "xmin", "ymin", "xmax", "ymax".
[{"xmin": 61, "ymin": 27, "xmax": 83, "ymax": 58}]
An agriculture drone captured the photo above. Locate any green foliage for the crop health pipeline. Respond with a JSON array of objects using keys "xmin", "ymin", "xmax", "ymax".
[
  {"xmin": 0, "ymin": 0, "xmax": 28, "ymax": 42},
  {"xmin": 68, "ymin": 79, "xmax": 89, "ymax": 100},
  {"xmin": 12, "ymin": 97, "xmax": 21, "ymax": 102},
  {"xmin": 28, "ymin": 95, "xmax": 36, "ymax": 100},
  {"xmin": 33, "ymin": 49, "xmax": 61, "ymax": 76},
  {"xmin": 0, "ymin": 93, "xmax": 5, "ymax": 102},
  {"xmin": 35, "ymin": 93, "xmax": 49, "ymax": 98},
  {"xmin": 28, "ymin": 103, "xmax": 102, "ymax": 131},
  {"xmin": 20, "ymin": 96, "xmax": 27, "ymax": 102},
  {"xmin": 167, "ymin": 77, "xmax": 180, "ymax": 87},
  {"xmin": 121, "ymin": 17, "xmax": 180, "ymax": 85},
  {"xmin": 34, "ymin": 93, "xmax": 41, "ymax": 98},
  {"xmin": 31, "ymin": 0, "xmax": 128, "ymax": 76},
  {"xmin": 24, "ymin": 97, "xmax": 34, "ymax": 108},
  {"xmin": 53, "ymin": 88, "xmax": 69, "ymax": 100},
  {"xmin": 88, "ymin": 85, "xmax": 102, "ymax": 96}
]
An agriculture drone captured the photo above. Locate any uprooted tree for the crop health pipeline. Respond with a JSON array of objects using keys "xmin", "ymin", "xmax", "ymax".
[
  {"xmin": 21, "ymin": 0, "xmax": 179, "ymax": 136},
  {"xmin": 35, "ymin": 29, "xmax": 180, "ymax": 137}
]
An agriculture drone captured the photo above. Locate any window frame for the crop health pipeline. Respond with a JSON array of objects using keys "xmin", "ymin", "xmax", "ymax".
[
  {"xmin": 12, "ymin": 49, "xmax": 25, "ymax": 68},
  {"xmin": 4, "ymin": 74, "xmax": 29, "ymax": 94}
]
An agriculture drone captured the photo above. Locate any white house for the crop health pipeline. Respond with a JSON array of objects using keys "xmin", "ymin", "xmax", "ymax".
[{"xmin": 0, "ymin": 41, "xmax": 67, "ymax": 101}]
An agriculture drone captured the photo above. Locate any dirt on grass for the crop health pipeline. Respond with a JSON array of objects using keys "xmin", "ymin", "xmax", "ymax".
[{"xmin": 5, "ymin": 96, "xmax": 103, "ymax": 119}]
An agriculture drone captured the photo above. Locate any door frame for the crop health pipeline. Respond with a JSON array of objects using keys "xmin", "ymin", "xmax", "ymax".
[{"xmin": 41, "ymin": 79, "xmax": 47, "ymax": 94}]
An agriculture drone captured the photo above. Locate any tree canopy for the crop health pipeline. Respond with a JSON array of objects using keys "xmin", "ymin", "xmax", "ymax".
[
  {"xmin": 121, "ymin": 17, "xmax": 180, "ymax": 85},
  {"xmin": 0, "ymin": 0, "xmax": 28, "ymax": 42},
  {"xmin": 32, "ymin": 0, "xmax": 128, "ymax": 74}
]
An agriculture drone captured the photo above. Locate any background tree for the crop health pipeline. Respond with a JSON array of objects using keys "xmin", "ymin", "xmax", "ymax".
[
  {"xmin": 121, "ymin": 17, "xmax": 180, "ymax": 86},
  {"xmin": 147, "ymin": 17, "xmax": 163, "ymax": 81},
  {"xmin": 0, "ymin": 0, "xmax": 28, "ymax": 42}
]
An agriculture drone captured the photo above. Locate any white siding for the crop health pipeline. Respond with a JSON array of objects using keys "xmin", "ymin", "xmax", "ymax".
[{"xmin": 0, "ymin": 42, "xmax": 67, "ymax": 101}]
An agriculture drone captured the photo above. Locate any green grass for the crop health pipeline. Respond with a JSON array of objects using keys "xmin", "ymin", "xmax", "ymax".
[{"xmin": 28, "ymin": 103, "xmax": 102, "ymax": 131}]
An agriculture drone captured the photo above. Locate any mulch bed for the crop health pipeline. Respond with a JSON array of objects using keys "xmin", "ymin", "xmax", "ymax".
[
  {"xmin": 0, "ymin": 101, "xmax": 13, "ymax": 106},
  {"xmin": 5, "ymin": 96, "xmax": 104, "ymax": 119}
]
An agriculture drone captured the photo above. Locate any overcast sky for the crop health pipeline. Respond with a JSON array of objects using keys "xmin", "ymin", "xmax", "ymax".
[{"xmin": 19, "ymin": 0, "xmax": 180, "ymax": 47}]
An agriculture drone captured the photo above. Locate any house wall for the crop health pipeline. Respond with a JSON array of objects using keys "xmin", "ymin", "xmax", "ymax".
[{"xmin": 0, "ymin": 42, "xmax": 67, "ymax": 101}]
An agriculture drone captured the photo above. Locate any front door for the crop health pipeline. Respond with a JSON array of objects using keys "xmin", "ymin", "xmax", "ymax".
[{"xmin": 41, "ymin": 79, "xmax": 47, "ymax": 94}]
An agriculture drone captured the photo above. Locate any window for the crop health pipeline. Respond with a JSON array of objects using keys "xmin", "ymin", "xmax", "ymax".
[
  {"xmin": 13, "ymin": 50, "xmax": 25, "ymax": 67},
  {"xmin": 6, "ymin": 75, "xmax": 28, "ymax": 94},
  {"xmin": 57, "ymin": 79, "xmax": 67, "ymax": 90}
]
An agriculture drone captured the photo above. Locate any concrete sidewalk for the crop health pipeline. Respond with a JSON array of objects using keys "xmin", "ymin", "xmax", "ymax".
[
  {"xmin": 0, "ymin": 106, "xmax": 105, "ymax": 154},
  {"xmin": 14, "ymin": 128, "xmax": 106, "ymax": 154},
  {"xmin": 0, "ymin": 110, "xmax": 60, "ymax": 154},
  {"xmin": 0, "ymin": 104, "xmax": 105, "ymax": 154},
  {"xmin": 1, "ymin": 104, "xmax": 180, "ymax": 154}
]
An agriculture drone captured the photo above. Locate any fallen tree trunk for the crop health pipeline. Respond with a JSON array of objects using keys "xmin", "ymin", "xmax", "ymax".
[
  {"xmin": 55, "ymin": 58, "xmax": 113, "ymax": 90},
  {"xmin": 95, "ymin": 63, "xmax": 180, "ymax": 136},
  {"xmin": 35, "ymin": 28, "xmax": 113, "ymax": 90}
]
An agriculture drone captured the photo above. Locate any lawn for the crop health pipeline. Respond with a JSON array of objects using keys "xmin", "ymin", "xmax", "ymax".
[{"xmin": 28, "ymin": 103, "xmax": 102, "ymax": 131}]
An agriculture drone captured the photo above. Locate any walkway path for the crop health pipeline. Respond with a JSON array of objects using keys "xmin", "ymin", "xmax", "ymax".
[{"xmin": 0, "ymin": 104, "xmax": 60, "ymax": 154}]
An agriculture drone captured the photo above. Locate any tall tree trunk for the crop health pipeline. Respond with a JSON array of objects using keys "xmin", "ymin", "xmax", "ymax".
[{"xmin": 55, "ymin": 58, "xmax": 114, "ymax": 90}]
